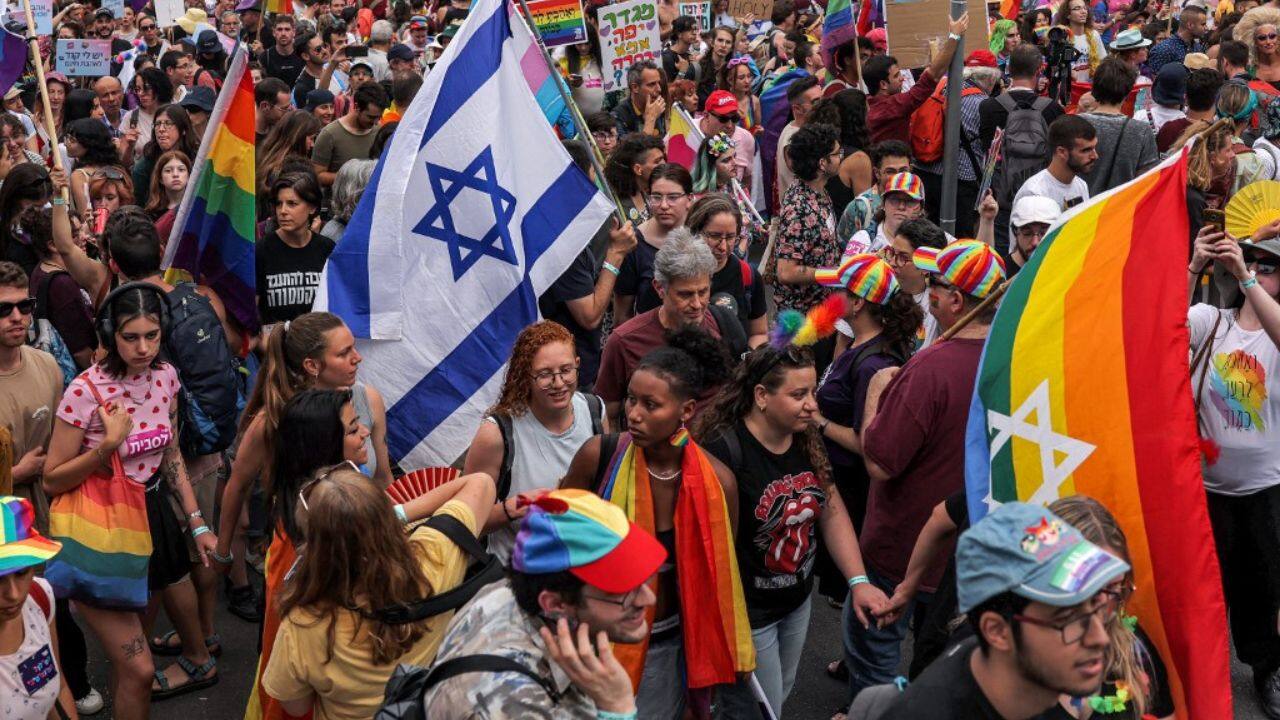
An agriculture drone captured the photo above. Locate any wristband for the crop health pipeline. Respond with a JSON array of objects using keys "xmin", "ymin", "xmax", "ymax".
[
  {"xmin": 602, "ymin": 260, "xmax": 621, "ymax": 276},
  {"xmin": 948, "ymin": 32, "xmax": 962, "ymax": 40},
  {"xmin": 209, "ymin": 548, "xmax": 233, "ymax": 564},
  {"xmin": 51, "ymin": 197, "xmax": 66, "ymax": 206},
  {"xmin": 596, "ymin": 711, "xmax": 638, "ymax": 720},
  {"xmin": 848, "ymin": 575, "xmax": 870, "ymax": 588},
  {"xmin": 191, "ymin": 525, "xmax": 211, "ymax": 539},
  {"xmin": 1241, "ymin": 275, "xmax": 1259, "ymax": 291},
  {"xmin": 393, "ymin": 504, "xmax": 408, "ymax": 524}
]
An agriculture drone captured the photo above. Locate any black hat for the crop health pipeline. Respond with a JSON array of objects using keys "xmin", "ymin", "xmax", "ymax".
[
  {"xmin": 181, "ymin": 85, "xmax": 216, "ymax": 114},
  {"xmin": 197, "ymin": 29, "xmax": 221, "ymax": 54}
]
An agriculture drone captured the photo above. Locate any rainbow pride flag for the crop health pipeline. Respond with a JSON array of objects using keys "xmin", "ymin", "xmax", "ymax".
[
  {"xmin": 266, "ymin": 0, "xmax": 292, "ymax": 14},
  {"xmin": 162, "ymin": 47, "xmax": 257, "ymax": 332},
  {"xmin": 664, "ymin": 102, "xmax": 703, "ymax": 171},
  {"xmin": 820, "ymin": 0, "xmax": 856, "ymax": 68},
  {"xmin": 965, "ymin": 150, "xmax": 1232, "ymax": 718}
]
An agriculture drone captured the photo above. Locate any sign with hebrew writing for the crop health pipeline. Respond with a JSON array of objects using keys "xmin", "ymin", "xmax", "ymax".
[
  {"xmin": 596, "ymin": 0, "xmax": 660, "ymax": 93},
  {"xmin": 526, "ymin": 0, "xmax": 587, "ymax": 47},
  {"xmin": 679, "ymin": 1, "xmax": 712, "ymax": 30},
  {"xmin": 56, "ymin": 39, "xmax": 110, "ymax": 76}
]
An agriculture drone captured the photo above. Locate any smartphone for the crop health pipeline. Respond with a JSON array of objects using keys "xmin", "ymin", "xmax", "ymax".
[
  {"xmin": 346, "ymin": 45, "xmax": 369, "ymax": 57},
  {"xmin": 1203, "ymin": 208, "xmax": 1225, "ymax": 233}
]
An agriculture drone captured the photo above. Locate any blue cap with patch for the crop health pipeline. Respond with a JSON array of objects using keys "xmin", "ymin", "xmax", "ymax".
[{"xmin": 957, "ymin": 502, "xmax": 1130, "ymax": 613}]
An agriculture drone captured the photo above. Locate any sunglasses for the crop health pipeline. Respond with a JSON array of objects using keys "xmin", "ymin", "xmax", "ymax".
[
  {"xmin": 139, "ymin": 23, "xmax": 156, "ymax": 30},
  {"xmin": 1251, "ymin": 260, "xmax": 1278, "ymax": 275},
  {"xmin": 298, "ymin": 460, "xmax": 360, "ymax": 512},
  {"xmin": 1259, "ymin": 32, "xmax": 1278, "ymax": 41},
  {"xmin": 712, "ymin": 112, "xmax": 740, "ymax": 124},
  {"xmin": 0, "ymin": 297, "xmax": 35, "ymax": 316}
]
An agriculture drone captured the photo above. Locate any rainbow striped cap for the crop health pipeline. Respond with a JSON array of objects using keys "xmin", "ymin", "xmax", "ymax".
[
  {"xmin": 913, "ymin": 240, "xmax": 1007, "ymax": 299},
  {"xmin": 0, "ymin": 496, "xmax": 61, "ymax": 576},
  {"xmin": 512, "ymin": 489, "xmax": 667, "ymax": 594},
  {"xmin": 814, "ymin": 253, "xmax": 900, "ymax": 305},
  {"xmin": 882, "ymin": 172, "xmax": 925, "ymax": 202}
]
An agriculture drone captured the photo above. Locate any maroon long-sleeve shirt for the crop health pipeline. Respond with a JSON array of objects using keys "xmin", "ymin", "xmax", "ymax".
[{"xmin": 866, "ymin": 69, "xmax": 939, "ymax": 145}]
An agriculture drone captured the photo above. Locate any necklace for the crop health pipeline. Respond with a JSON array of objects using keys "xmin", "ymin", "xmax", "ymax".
[{"xmin": 648, "ymin": 466, "xmax": 682, "ymax": 482}]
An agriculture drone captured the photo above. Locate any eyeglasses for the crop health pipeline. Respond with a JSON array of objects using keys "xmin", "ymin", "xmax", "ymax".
[
  {"xmin": 1098, "ymin": 579, "xmax": 1135, "ymax": 611},
  {"xmin": 712, "ymin": 112, "xmax": 740, "ymax": 124},
  {"xmin": 97, "ymin": 167, "xmax": 127, "ymax": 180},
  {"xmin": 591, "ymin": 130, "xmax": 617, "ymax": 140},
  {"xmin": 531, "ymin": 364, "xmax": 578, "ymax": 389},
  {"xmin": 153, "ymin": 120, "xmax": 177, "ymax": 130},
  {"xmin": 1258, "ymin": 32, "xmax": 1278, "ymax": 41},
  {"xmin": 298, "ymin": 459, "xmax": 360, "ymax": 512},
  {"xmin": 1014, "ymin": 224, "xmax": 1048, "ymax": 239},
  {"xmin": 139, "ymin": 23, "xmax": 156, "ymax": 30},
  {"xmin": 582, "ymin": 575, "xmax": 653, "ymax": 607},
  {"xmin": 701, "ymin": 230, "xmax": 738, "ymax": 245},
  {"xmin": 1014, "ymin": 598, "xmax": 1117, "ymax": 645},
  {"xmin": 0, "ymin": 297, "xmax": 35, "ymax": 316},
  {"xmin": 647, "ymin": 192, "xmax": 687, "ymax": 206},
  {"xmin": 882, "ymin": 247, "xmax": 912, "ymax": 265},
  {"xmin": 928, "ymin": 274, "xmax": 955, "ymax": 291}
]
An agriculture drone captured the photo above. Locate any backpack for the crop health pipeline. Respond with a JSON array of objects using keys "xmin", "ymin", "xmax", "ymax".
[
  {"xmin": 376, "ymin": 654, "xmax": 560, "ymax": 720},
  {"xmin": 28, "ymin": 270, "xmax": 78, "ymax": 387},
  {"xmin": 491, "ymin": 392, "xmax": 604, "ymax": 501},
  {"xmin": 994, "ymin": 93, "xmax": 1053, "ymax": 207},
  {"xmin": 709, "ymin": 302, "xmax": 749, "ymax": 361},
  {"xmin": 162, "ymin": 283, "xmax": 246, "ymax": 457},
  {"xmin": 909, "ymin": 83, "xmax": 986, "ymax": 163}
]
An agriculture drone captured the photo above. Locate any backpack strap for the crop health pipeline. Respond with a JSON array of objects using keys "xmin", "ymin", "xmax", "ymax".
[
  {"xmin": 420, "ymin": 654, "xmax": 562, "ymax": 704},
  {"xmin": 593, "ymin": 433, "xmax": 621, "ymax": 491},
  {"xmin": 582, "ymin": 393, "xmax": 604, "ymax": 436},
  {"xmin": 1031, "ymin": 96, "xmax": 1053, "ymax": 112},
  {"xmin": 357, "ymin": 514, "xmax": 504, "ymax": 625},
  {"xmin": 709, "ymin": 303, "xmax": 749, "ymax": 361},
  {"xmin": 491, "ymin": 413, "xmax": 515, "ymax": 501},
  {"xmin": 28, "ymin": 578, "xmax": 51, "ymax": 622},
  {"xmin": 995, "ymin": 91, "xmax": 1018, "ymax": 113}
]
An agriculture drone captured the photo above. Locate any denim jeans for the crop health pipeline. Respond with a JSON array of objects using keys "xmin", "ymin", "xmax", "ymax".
[
  {"xmin": 714, "ymin": 597, "xmax": 813, "ymax": 719},
  {"xmin": 843, "ymin": 568, "xmax": 933, "ymax": 703},
  {"xmin": 636, "ymin": 631, "xmax": 686, "ymax": 720}
]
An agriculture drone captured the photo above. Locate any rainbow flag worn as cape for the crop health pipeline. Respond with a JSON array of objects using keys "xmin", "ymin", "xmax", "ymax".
[
  {"xmin": 664, "ymin": 102, "xmax": 703, "ymax": 171},
  {"xmin": 820, "ymin": 0, "xmax": 857, "ymax": 69},
  {"xmin": 162, "ymin": 47, "xmax": 257, "ymax": 332},
  {"xmin": 597, "ymin": 434, "xmax": 754, "ymax": 690},
  {"xmin": 964, "ymin": 150, "xmax": 1232, "ymax": 719}
]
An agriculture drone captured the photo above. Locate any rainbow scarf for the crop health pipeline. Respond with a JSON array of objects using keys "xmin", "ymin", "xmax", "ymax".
[{"xmin": 596, "ymin": 433, "xmax": 754, "ymax": 690}]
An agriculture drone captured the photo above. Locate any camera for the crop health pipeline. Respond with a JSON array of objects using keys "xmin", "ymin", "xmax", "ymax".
[{"xmin": 1043, "ymin": 26, "xmax": 1080, "ymax": 106}]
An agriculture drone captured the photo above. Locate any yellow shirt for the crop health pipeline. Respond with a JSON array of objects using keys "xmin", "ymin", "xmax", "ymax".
[{"xmin": 261, "ymin": 500, "xmax": 478, "ymax": 720}]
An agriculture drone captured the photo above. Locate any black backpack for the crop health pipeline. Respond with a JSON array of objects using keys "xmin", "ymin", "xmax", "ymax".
[
  {"xmin": 994, "ymin": 93, "xmax": 1053, "ymax": 208},
  {"xmin": 490, "ymin": 393, "xmax": 604, "ymax": 501},
  {"xmin": 162, "ymin": 283, "xmax": 246, "ymax": 457},
  {"xmin": 709, "ymin": 303, "xmax": 749, "ymax": 362}
]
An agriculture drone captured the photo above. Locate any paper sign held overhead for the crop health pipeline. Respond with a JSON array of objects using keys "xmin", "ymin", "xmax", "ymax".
[
  {"xmin": 155, "ymin": 0, "xmax": 184, "ymax": 28},
  {"xmin": 596, "ymin": 0, "xmax": 660, "ymax": 93},
  {"xmin": 678, "ymin": 1, "xmax": 712, "ymax": 30},
  {"xmin": 55, "ymin": 38, "xmax": 110, "ymax": 76},
  {"xmin": 726, "ymin": 0, "xmax": 770, "ymax": 22},
  {"xmin": 30, "ymin": 0, "xmax": 52, "ymax": 35},
  {"xmin": 525, "ymin": 0, "xmax": 588, "ymax": 47},
  {"xmin": 102, "ymin": 0, "xmax": 123, "ymax": 18},
  {"xmin": 884, "ymin": 0, "xmax": 989, "ymax": 68}
]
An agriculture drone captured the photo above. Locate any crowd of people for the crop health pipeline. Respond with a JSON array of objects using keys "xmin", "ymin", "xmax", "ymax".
[{"xmin": 1, "ymin": 0, "xmax": 1280, "ymax": 717}]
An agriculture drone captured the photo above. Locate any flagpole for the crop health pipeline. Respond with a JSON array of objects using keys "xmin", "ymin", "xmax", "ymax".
[
  {"xmin": 19, "ymin": 0, "xmax": 67, "ymax": 203},
  {"xmin": 511, "ymin": 0, "xmax": 627, "ymax": 225},
  {"xmin": 937, "ymin": 278, "xmax": 1010, "ymax": 341}
]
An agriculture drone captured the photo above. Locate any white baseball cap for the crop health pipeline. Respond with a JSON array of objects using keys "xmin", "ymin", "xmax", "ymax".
[{"xmin": 1011, "ymin": 196, "xmax": 1062, "ymax": 229}]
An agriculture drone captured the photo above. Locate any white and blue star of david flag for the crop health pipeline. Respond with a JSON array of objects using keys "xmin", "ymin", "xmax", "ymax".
[{"xmin": 314, "ymin": 0, "xmax": 614, "ymax": 469}]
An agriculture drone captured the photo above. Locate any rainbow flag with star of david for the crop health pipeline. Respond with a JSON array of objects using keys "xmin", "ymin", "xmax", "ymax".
[
  {"xmin": 162, "ymin": 46, "xmax": 256, "ymax": 332},
  {"xmin": 964, "ymin": 148, "xmax": 1231, "ymax": 719}
]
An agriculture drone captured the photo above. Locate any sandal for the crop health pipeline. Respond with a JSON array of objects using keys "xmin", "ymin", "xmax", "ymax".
[
  {"xmin": 826, "ymin": 659, "xmax": 849, "ymax": 682},
  {"xmin": 152, "ymin": 655, "xmax": 219, "ymax": 700},
  {"xmin": 150, "ymin": 630, "xmax": 222, "ymax": 657}
]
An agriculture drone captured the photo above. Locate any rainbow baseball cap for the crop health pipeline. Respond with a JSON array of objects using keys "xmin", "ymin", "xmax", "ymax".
[
  {"xmin": 0, "ymin": 496, "xmax": 61, "ymax": 576},
  {"xmin": 913, "ymin": 240, "xmax": 1007, "ymax": 299},
  {"xmin": 882, "ymin": 172, "xmax": 925, "ymax": 202},
  {"xmin": 512, "ymin": 489, "xmax": 666, "ymax": 595},
  {"xmin": 814, "ymin": 253, "xmax": 900, "ymax": 305}
]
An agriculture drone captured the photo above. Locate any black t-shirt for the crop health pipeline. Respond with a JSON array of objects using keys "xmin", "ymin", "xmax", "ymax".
[
  {"xmin": 616, "ymin": 231, "xmax": 657, "ymax": 301},
  {"xmin": 890, "ymin": 638, "xmax": 1009, "ymax": 719},
  {"xmin": 260, "ymin": 46, "xmax": 305, "ymax": 87},
  {"xmin": 1036, "ymin": 624, "xmax": 1175, "ymax": 720},
  {"xmin": 538, "ymin": 247, "xmax": 602, "ymax": 388},
  {"xmin": 255, "ymin": 231, "xmax": 335, "ymax": 325},
  {"xmin": 635, "ymin": 254, "xmax": 765, "ymax": 330},
  {"xmin": 703, "ymin": 422, "xmax": 826, "ymax": 628},
  {"xmin": 292, "ymin": 70, "xmax": 319, "ymax": 108}
]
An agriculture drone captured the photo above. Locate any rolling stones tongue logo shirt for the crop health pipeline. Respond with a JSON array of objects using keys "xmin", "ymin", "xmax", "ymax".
[{"xmin": 705, "ymin": 422, "xmax": 827, "ymax": 628}]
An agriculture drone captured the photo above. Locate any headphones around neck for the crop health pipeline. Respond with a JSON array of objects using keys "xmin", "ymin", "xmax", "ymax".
[{"xmin": 94, "ymin": 281, "xmax": 172, "ymax": 348}]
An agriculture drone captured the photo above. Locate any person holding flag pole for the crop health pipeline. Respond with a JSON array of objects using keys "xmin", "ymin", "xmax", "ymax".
[{"xmin": 18, "ymin": 0, "xmax": 68, "ymax": 205}]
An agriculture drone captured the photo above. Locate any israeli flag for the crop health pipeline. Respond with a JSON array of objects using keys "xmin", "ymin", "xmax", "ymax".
[{"xmin": 314, "ymin": 0, "xmax": 614, "ymax": 469}]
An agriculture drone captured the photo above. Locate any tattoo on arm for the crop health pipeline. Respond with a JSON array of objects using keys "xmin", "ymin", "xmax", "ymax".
[{"xmin": 121, "ymin": 636, "xmax": 145, "ymax": 660}]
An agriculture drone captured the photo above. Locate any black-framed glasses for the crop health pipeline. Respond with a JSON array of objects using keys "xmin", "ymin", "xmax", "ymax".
[
  {"xmin": 1098, "ymin": 579, "xmax": 1135, "ymax": 611},
  {"xmin": 531, "ymin": 364, "xmax": 578, "ymax": 389},
  {"xmin": 1014, "ymin": 599, "xmax": 1116, "ymax": 645},
  {"xmin": 139, "ymin": 22, "xmax": 156, "ymax": 30},
  {"xmin": 1015, "ymin": 224, "xmax": 1048, "ymax": 239},
  {"xmin": 0, "ymin": 297, "xmax": 35, "ymax": 316},
  {"xmin": 712, "ymin": 112, "xmax": 740, "ymax": 124},
  {"xmin": 298, "ymin": 460, "xmax": 360, "ymax": 511},
  {"xmin": 1250, "ymin": 260, "xmax": 1278, "ymax": 275},
  {"xmin": 701, "ymin": 230, "xmax": 737, "ymax": 245}
]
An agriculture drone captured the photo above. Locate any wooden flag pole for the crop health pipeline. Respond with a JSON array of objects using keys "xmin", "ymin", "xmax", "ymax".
[
  {"xmin": 19, "ymin": 0, "xmax": 67, "ymax": 203},
  {"xmin": 937, "ymin": 278, "xmax": 1012, "ymax": 342}
]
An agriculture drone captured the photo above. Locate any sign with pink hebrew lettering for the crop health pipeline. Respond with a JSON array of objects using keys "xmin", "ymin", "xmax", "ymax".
[{"xmin": 596, "ymin": 0, "xmax": 661, "ymax": 93}]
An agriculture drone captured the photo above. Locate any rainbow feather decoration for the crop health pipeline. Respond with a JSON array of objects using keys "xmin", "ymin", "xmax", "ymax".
[{"xmin": 769, "ymin": 294, "xmax": 847, "ymax": 349}]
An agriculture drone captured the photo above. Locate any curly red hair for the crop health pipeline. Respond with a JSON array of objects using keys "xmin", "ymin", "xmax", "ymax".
[{"xmin": 488, "ymin": 321, "xmax": 577, "ymax": 417}]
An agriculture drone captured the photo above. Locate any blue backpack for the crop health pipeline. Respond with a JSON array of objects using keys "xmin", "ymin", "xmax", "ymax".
[{"xmin": 163, "ymin": 283, "xmax": 245, "ymax": 457}]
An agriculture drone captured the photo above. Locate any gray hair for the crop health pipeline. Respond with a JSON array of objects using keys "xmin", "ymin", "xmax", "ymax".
[
  {"xmin": 627, "ymin": 60, "xmax": 661, "ymax": 90},
  {"xmin": 370, "ymin": 19, "xmax": 394, "ymax": 43},
  {"xmin": 654, "ymin": 228, "xmax": 716, "ymax": 288},
  {"xmin": 964, "ymin": 66, "xmax": 1002, "ymax": 93},
  {"xmin": 330, "ymin": 159, "xmax": 376, "ymax": 223}
]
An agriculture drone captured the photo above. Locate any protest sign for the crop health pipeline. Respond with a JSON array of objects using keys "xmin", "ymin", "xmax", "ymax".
[
  {"xmin": 31, "ymin": 0, "xmax": 52, "ymax": 35},
  {"xmin": 678, "ymin": 1, "xmax": 712, "ymax": 30},
  {"xmin": 102, "ymin": 0, "xmax": 123, "ymax": 18},
  {"xmin": 596, "ymin": 0, "xmax": 660, "ymax": 93},
  {"xmin": 525, "ymin": 0, "xmax": 588, "ymax": 47},
  {"xmin": 155, "ymin": 0, "xmax": 184, "ymax": 28},
  {"xmin": 726, "ymin": 0, "xmax": 770, "ymax": 22},
  {"xmin": 56, "ymin": 39, "xmax": 110, "ymax": 76},
  {"xmin": 884, "ymin": 0, "xmax": 988, "ymax": 67}
]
